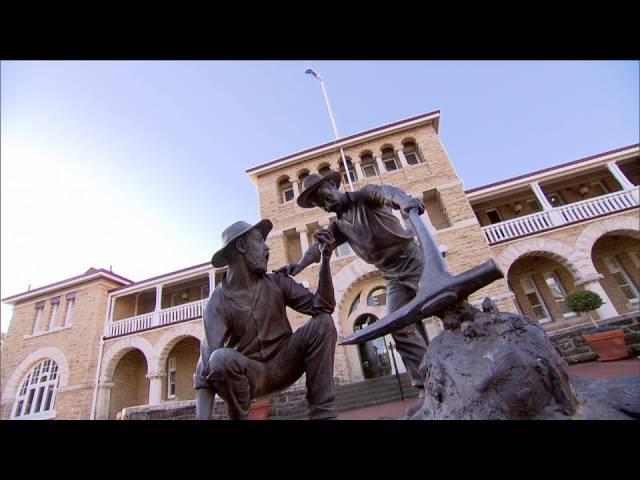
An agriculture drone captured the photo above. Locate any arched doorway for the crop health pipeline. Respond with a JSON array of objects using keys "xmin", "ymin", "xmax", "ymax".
[
  {"xmin": 591, "ymin": 234, "xmax": 640, "ymax": 314},
  {"xmin": 162, "ymin": 337, "xmax": 200, "ymax": 402},
  {"xmin": 353, "ymin": 314, "xmax": 392, "ymax": 379},
  {"xmin": 109, "ymin": 349, "xmax": 149, "ymax": 419},
  {"xmin": 507, "ymin": 254, "xmax": 578, "ymax": 325}
]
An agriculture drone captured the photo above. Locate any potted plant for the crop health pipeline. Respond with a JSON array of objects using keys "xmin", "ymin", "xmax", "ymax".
[
  {"xmin": 248, "ymin": 398, "xmax": 271, "ymax": 420},
  {"xmin": 565, "ymin": 290, "xmax": 630, "ymax": 362}
]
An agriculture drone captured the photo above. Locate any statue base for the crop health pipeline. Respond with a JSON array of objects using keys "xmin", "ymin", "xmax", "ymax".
[{"xmin": 409, "ymin": 300, "xmax": 639, "ymax": 420}]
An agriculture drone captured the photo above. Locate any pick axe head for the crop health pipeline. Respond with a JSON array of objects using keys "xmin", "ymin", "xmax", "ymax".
[{"xmin": 339, "ymin": 209, "xmax": 504, "ymax": 346}]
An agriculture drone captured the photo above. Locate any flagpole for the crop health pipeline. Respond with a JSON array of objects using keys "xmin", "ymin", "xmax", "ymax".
[{"xmin": 306, "ymin": 69, "xmax": 354, "ymax": 192}]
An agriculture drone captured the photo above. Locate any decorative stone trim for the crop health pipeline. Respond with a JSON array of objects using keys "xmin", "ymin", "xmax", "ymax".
[{"xmin": 1, "ymin": 346, "xmax": 70, "ymax": 403}]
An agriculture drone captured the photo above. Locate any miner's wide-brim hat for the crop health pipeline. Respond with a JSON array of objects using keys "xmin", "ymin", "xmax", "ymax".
[
  {"xmin": 211, "ymin": 219, "xmax": 273, "ymax": 268},
  {"xmin": 296, "ymin": 170, "xmax": 342, "ymax": 208}
]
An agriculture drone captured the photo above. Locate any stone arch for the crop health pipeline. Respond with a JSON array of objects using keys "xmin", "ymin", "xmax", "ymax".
[
  {"xmin": 101, "ymin": 336, "xmax": 156, "ymax": 382},
  {"xmin": 333, "ymin": 257, "xmax": 379, "ymax": 336},
  {"xmin": 400, "ymin": 136, "xmax": 417, "ymax": 147},
  {"xmin": 1, "ymin": 346, "xmax": 70, "ymax": 405},
  {"xmin": 495, "ymin": 237, "xmax": 597, "ymax": 284},
  {"xmin": 317, "ymin": 162, "xmax": 332, "ymax": 173},
  {"xmin": 296, "ymin": 168, "xmax": 310, "ymax": 182},
  {"xmin": 152, "ymin": 322, "xmax": 203, "ymax": 373},
  {"xmin": 575, "ymin": 215, "xmax": 640, "ymax": 257},
  {"xmin": 379, "ymin": 143, "xmax": 396, "ymax": 154}
]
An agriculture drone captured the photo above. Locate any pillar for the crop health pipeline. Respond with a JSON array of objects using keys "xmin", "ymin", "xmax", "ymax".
[
  {"xmin": 375, "ymin": 154, "xmax": 386, "ymax": 175},
  {"xmin": 296, "ymin": 225, "xmax": 309, "ymax": 252},
  {"xmin": 530, "ymin": 181, "xmax": 565, "ymax": 226},
  {"xmin": 147, "ymin": 371, "xmax": 166, "ymax": 405}
]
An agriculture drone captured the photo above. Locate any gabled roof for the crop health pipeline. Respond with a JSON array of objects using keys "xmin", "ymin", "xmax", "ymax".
[{"xmin": 2, "ymin": 268, "xmax": 133, "ymax": 305}]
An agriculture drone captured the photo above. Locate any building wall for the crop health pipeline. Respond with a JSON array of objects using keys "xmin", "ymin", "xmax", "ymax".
[
  {"xmin": 1, "ymin": 277, "xmax": 121, "ymax": 420},
  {"xmin": 162, "ymin": 336, "xmax": 200, "ymax": 402},
  {"xmin": 253, "ymin": 122, "xmax": 517, "ymax": 384},
  {"xmin": 592, "ymin": 235, "xmax": 640, "ymax": 314},
  {"xmin": 109, "ymin": 349, "xmax": 149, "ymax": 419}
]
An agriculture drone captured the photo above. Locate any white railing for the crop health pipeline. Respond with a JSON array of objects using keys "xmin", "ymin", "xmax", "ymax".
[
  {"xmin": 108, "ymin": 312, "xmax": 154, "ymax": 337},
  {"xmin": 482, "ymin": 187, "xmax": 639, "ymax": 245},
  {"xmin": 158, "ymin": 299, "xmax": 208, "ymax": 326},
  {"xmin": 556, "ymin": 188, "xmax": 638, "ymax": 223},
  {"xmin": 482, "ymin": 211, "xmax": 553, "ymax": 244},
  {"xmin": 107, "ymin": 298, "xmax": 208, "ymax": 337}
]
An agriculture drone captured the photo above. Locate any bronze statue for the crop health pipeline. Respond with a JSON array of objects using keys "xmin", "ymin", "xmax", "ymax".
[
  {"xmin": 194, "ymin": 219, "xmax": 338, "ymax": 420},
  {"xmin": 278, "ymin": 170, "xmax": 430, "ymax": 414}
]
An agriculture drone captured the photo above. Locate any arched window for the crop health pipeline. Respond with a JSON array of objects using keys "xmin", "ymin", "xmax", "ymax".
[
  {"xmin": 349, "ymin": 292, "xmax": 361, "ymax": 316},
  {"xmin": 338, "ymin": 157, "xmax": 357, "ymax": 184},
  {"xmin": 318, "ymin": 164, "xmax": 332, "ymax": 176},
  {"xmin": 403, "ymin": 141, "xmax": 422, "ymax": 165},
  {"xmin": 279, "ymin": 178, "xmax": 294, "ymax": 204},
  {"xmin": 298, "ymin": 170, "xmax": 310, "ymax": 184},
  {"xmin": 381, "ymin": 147, "xmax": 400, "ymax": 172},
  {"xmin": 11, "ymin": 360, "xmax": 60, "ymax": 419},
  {"xmin": 367, "ymin": 287, "xmax": 387, "ymax": 307},
  {"xmin": 361, "ymin": 153, "xmax": 379, "ymax": 178}
]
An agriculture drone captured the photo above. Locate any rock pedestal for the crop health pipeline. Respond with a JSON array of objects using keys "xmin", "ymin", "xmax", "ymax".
[{"xmin": 411, "ymin": 299, "xmax": 639, "ymax": 420}]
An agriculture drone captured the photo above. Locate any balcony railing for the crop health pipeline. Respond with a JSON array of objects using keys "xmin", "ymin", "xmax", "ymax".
[
  {"xmin": 107, "ymin": 298, "xmax": 208, "ymax": 337},
  {"xmin": 482, "ymin": 187, "xmax": 639, "ymax": 245}
]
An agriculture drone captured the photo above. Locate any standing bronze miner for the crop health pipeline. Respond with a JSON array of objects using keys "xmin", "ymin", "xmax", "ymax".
[{"xmin": 277, "ymin": 170, "xmax": 429, "ymax": 415}]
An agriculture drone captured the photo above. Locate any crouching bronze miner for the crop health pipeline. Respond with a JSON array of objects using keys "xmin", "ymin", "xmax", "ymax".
[
  {"xmin": 275, "ymin": 170, "xmax": 431, "ymax": 415},
  {"xmin": 194, "ymin": 219, "xmax": 339, "ymax": 420}
]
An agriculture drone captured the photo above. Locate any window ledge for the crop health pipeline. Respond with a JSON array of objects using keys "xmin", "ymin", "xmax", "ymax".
[
  {"xmin": 24, "ymin": 325, "xmax": 72, "ymax": 340},
  {"xmin": 11, "ymin": 410, "xmax": 56, "ymax": 420}
]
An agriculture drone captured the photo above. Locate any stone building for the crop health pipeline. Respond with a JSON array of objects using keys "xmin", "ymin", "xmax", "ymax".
[{"xmin": 1, "ymin": 110, "xmax": 638, "ymax": 419}]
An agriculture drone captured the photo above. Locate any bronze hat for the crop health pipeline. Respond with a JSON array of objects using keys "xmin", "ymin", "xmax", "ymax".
[
  {"xmin": 296, "ymin": 170, "xmax": 342, "ymax": 208},
  {"xmin": 211, "ymin": 219, "xmax": 273, "ymax": 268}
]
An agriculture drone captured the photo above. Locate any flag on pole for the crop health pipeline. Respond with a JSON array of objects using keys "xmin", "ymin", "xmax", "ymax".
[{"xmin": 305, "ymin": 68, "xmax": 322, "ymax": 81}]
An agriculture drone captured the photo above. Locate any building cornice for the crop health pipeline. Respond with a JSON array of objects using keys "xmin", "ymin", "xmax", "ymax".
[
  {"xmin": 108, "ymin": 261, "xmax": 218, "ymax": 296},
  {"xmin": 245, "ymin": 110, "xmax": 441, "ymax": 181},
  {"xmin": 2, "ymin": 269, "xmax": 132, "ymax": 305},
  {"xmin": 465, "ymin": 144, "xmax": 640, "ymax": 201}
]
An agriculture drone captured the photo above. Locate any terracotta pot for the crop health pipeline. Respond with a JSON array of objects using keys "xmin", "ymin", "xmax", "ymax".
[
  {"xmin": 248, "ymin": 400, "xmax": 271, "ymax": 420},
  {"xmin": 584, "ymin": 328, "xmax": 630, "ymax": 362}
]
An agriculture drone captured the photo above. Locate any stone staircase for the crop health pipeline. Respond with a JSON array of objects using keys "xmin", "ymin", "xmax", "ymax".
[
  {"xmin": 121, "ymin": 373, "xmax": 420, "ymax": 420},
  {"xmin": 275, "ymin": 373, "xmax": 420, "ymax": 419}
]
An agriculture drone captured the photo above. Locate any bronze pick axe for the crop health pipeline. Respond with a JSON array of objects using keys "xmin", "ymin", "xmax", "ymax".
[{"xmin": 339, "ymin": 208, "xmax": 504, "ymax": 346}]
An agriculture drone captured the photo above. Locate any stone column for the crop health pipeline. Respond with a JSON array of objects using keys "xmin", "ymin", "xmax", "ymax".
[
  {"xmin": 530, "ymin": 182, "xmax": 565, "ymax": 227},
  {"xmin": 607, "ymin": 161, "xmax": 634, "ymax": 190},
  {"xmin": 292, "ymin": 180, "xmax": 300, "ymax": 198},
  {"xmin": 147, "ymin": 371, "xmax": 166, "ymax": 405},
  {"xmin": 152, "ymin": 285, "xmax": 163, "ymax": 326},
  {"xmin": 375, "ymin": 154, "xmax": 386, "ymax": 174},
  {"xmin": 353, "ymin": 157, "xmax": 364, "ymax": 180},
  {"xmin": 296, "ymin": 225, "xmax": 309, "ymax": 253},
  {"xmin": 94, "ymin": 381, "xmax": 114, "ymax": 420},
  {"xmin": 396, "ymin": 149, "xmax": 410, "ymax": 168},
  {"xmin": 575, "ymin": 276, "xmax": 620, "ymax": 320},
  {"xmin": 208, "ymin": 270, "xmax": 215, "ymax": 297}
]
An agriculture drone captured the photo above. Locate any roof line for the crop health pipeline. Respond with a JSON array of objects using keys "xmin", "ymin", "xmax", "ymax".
[
  {"xmin": 246, "ymin": 109, "xmax": 441, "ymax": 174},
  {"xmin": 2, "ymin": 268, "xmax": 133, "ymax": 303},
  {"xmin": 108, "ymin": 261, "xmax": 213, "ymax": 294},
  {"xmin": 464, "ymin": 144, "xmax": 640, "ymax": 194}
]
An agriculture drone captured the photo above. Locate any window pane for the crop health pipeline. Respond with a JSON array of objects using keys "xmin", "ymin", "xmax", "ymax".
[
  {"xmin": 367, "ymin": 288, "xmax": 387, "ymax": 307},
  {"xmin": 283, "ymin": 189, "xmax": 294, "ymax": 202},
  {"xmin": 405, "ymin": 152, "xmax": 420, "ymax": 165},
  {"xmin": 44, "ymin": 386, "xmax": 54, "ymax": 411},
  {"xmin": 486, "ymin": 210, "xmax": 502, "ymax": 224},
  {"xmin": 363, "ymin": 165, "xmax": 377, "ymax": 177},
  {"xmin": 384, "ymin": 159, "xmax": 398, "ymax": 171}
]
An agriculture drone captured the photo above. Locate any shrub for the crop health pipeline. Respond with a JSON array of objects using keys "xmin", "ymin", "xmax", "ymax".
[{"xmin": 565, "ymin": 290, "xmax": 603, "ymax": 313}]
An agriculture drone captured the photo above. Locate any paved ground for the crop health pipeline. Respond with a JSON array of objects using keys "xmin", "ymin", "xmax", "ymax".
[{"xmin": 335, "ymin": 357, "xmax": 640, "ymax": 420}]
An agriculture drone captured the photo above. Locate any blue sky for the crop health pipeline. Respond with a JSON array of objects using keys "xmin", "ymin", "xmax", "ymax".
[{"xmin": 1, "ymin": 60, "xmax": 638, "ymax": 332}]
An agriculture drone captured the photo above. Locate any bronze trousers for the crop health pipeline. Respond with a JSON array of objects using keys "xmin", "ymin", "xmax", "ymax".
[{"xmin": 206, "ymin": 313, "xmax": 337, "ymax": 420}]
